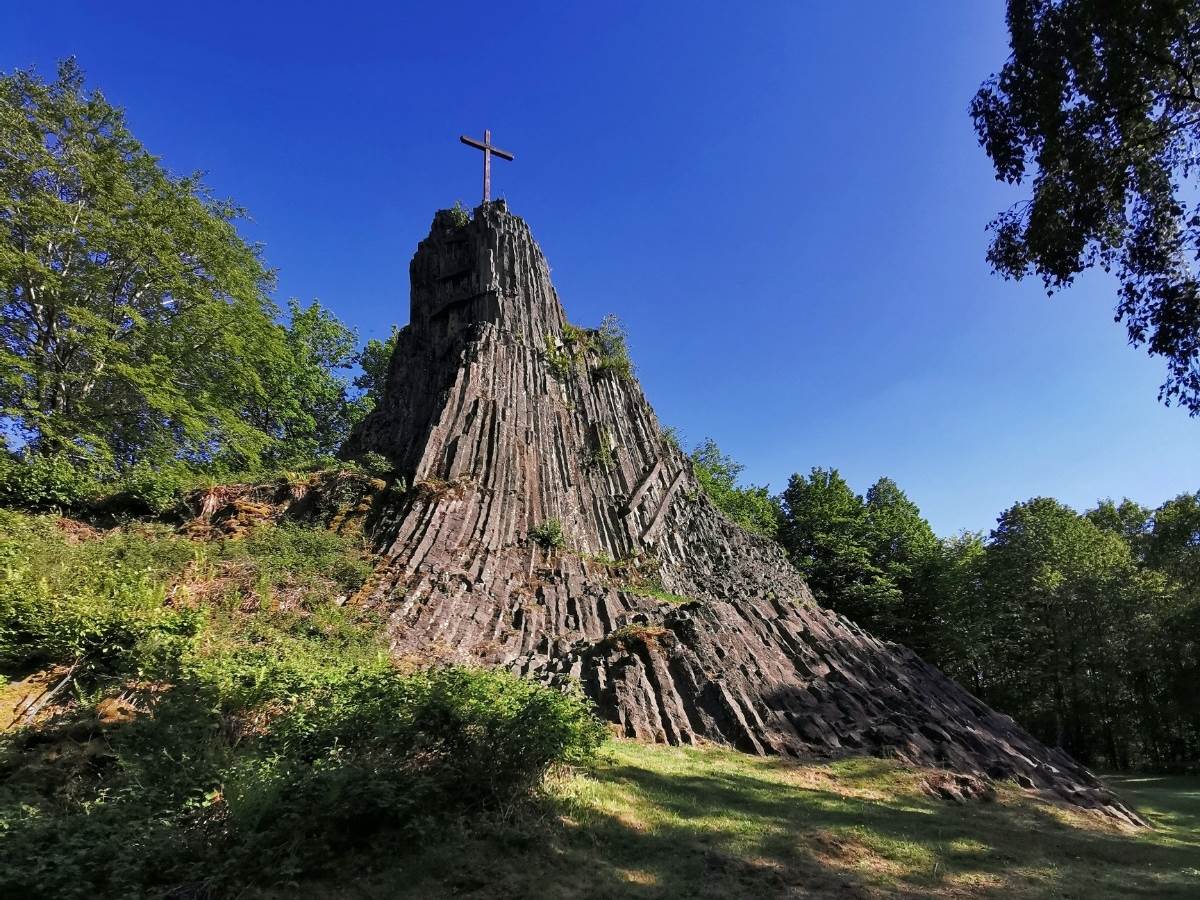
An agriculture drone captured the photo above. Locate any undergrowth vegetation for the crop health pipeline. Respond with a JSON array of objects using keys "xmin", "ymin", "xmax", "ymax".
[
  {"xmin": 0, "ymin": 451, "xmax": 395, "ymax": 519},
  {"xmin": 0, "ymin": 506, "xmax": 604, "ymax": 899}
]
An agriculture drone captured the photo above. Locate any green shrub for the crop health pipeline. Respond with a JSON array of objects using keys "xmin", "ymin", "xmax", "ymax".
[
  {"xmin": 0, "ymin": 512, "xmax": 201, "ymax": 676},
  {"xmin": 0, "ymin": 663, "xmax": 603, "ymax": 898},
  {"xmin": 562, "ymin": 322, "xmax": 588, "ymax": 346},
  {"xmin": 185, "ymin": 591, "xmax": 387, "ymax": 710},
  {"xmin": 223, "ymin": 524, "xmax": 373, "ymax": 591},
  {"xmin": 346, "ymin": 450, "xmax": 396, "ymax": 478},
  {"xmin": 529, "ymin": 518, "xmax": 567, "ymax": 551},
  {"xmin": 592, "ymin": 314, "xmax": 634, "ymax": 380},
  {"xmin": 587, "ymin": 428, "xmax": 616, "ymax": 470},
  {"xmin": 220, "ymin": 668, "xmax": 605, "ymax": 871},
  {"xmin": 544, "ymin": 332, "xmax": 575, "ymax": 380},
  {"xmin": 0, "ymin": 683, "xmax": 227, "ymax": 899},
  {"xmin": 547, "ymin": 320, "xmax": 636, "ymax": 382},
  {"xmin": 447, "ymin": 199, "xmax": 470, "ymax": 227},
  {"xmin": 115, "ymin": 462, "xmax": 198, "ymax": 515},
  {"xmin": 0, "ymin": 454, "xmax": 103, "ymax": 510}
]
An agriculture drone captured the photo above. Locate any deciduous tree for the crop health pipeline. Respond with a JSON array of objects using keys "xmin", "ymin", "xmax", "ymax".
[
  {"xmin": 973, "ymin": 0, "xmax": 1200, "ymax": 412},
  {"xmin": 0, "ymin": 60, "xmax": 362, "ymax": 471}
]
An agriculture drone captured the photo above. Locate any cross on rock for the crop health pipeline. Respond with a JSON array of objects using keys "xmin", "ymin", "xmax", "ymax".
[{"xmin": 459, "ymin": 129, "xmax": 514, "ymax": 204}]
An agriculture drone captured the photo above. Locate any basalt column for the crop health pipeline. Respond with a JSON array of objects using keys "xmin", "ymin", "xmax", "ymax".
[{"xmin": 344, "ymin": 201, "xmax": 1142, "ymax": 824}]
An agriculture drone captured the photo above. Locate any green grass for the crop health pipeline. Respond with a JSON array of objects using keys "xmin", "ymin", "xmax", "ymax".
[
  {"xmin": 625, "ymin": 583, "xmax": 693, "ymax": 605},
  {"xmin": 278, "ymin": 741, "xmax": 1200, "ymax": 899}
]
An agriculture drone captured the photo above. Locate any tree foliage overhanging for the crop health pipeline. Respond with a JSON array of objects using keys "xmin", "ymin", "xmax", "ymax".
[
  {"xmin": 973, "ymin": 0, "xmax": 1200, "ymax": 413},
  {"xmin": 0, "ymin": 60, "xmax": 371, "ymax": 473}
]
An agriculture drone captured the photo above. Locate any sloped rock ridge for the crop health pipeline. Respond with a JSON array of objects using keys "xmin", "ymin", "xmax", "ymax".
[{"xmin": 345, "ymin": 201, "xmax": 1142, "ymax": 824}]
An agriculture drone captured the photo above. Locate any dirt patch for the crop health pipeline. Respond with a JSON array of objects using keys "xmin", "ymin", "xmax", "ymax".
[{"xmin": 54, "ymin": 516, "xmax": 103, "ymax": 544}]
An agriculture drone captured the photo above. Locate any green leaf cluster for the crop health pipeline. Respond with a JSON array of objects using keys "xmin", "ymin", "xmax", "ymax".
[
  {"xmin": 543, "ymin": 316, "xmax": 635, "ymax": 383},
  {"xmin": 529, "ymin": 517, "xmax": 567, "ymax": 550},
  {"xmin": 0, "ymin": 61, "xmax": 372, "ymax": 473},
  {"xmin": 690, "ymin": 438, "xmax": 780, "ymax": 538},
  {"xmin": 973, "ymin": 1, "xmax": 1200, "ymax": 413}
]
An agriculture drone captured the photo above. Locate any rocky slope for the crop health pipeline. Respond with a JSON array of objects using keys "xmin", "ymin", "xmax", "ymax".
[{"xmin": 344, "ymin": 201, "xmax": 1141, "ymax": 823}]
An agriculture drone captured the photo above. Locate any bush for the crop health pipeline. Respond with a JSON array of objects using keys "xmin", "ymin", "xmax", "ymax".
[
  {"xmin": 562, "ymin": 322, "xmax": 588, "ymax": 346},
  {"xmin": 221, "ymin": 668, "xmax": 605, "ymax": 871},
  {"xmin": 0, "ymin": 512, "xmax": 200, "ymax": 676},
  {"xmin": 346, "ymin": 450, "xmax": 396, "ymax": 479},
  {"xmin": 226, "ymin": 523, "xmax": 373, "ymax": 591},
  {"xmin": 592, "ymin": 314, "xmax": 634, "ymax": 380},
  {"xmin": 544, "ymin": 332, "xmax": 575, "ymax": 380},
  {"xmin": 447, "ymin": 200, "xmax": 471, "ymax": 227},
  {"xmin": 0, "ymin": 665, "xmax": 604, "ymax": 898},
  {"xmin": 530, "ymin": 518, "xmax": 567, "ymax": 550},
  {"xmin": 115, "ymin": 462, "xmax": 197, "ymax": 515},
  {"xmin": 0, "ymin": 454, "xmax": 102, "ymax": 510},
  {"xmin": 545, "ymin": 318, "xmax": 634, "ymax": 382}
]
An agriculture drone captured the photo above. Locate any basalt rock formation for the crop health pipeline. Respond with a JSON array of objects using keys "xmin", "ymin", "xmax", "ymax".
[{"xmin": 344, "ymin": 201, "xmax": 1142, "ymax": 824}]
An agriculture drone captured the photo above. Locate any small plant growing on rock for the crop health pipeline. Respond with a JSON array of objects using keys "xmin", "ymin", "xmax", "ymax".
[
  {"xmin": 562, "ymin": 322, "xmax": 588, "ymax": 347},
  {"xmin": 447, "ymin": 200, "xmax": 470, "ymax": 227},
  {"xmin": 529, "ymin": 518, "xmax": 566, "ymax": 551},
  {"xmin": 588, "ymin": 443, "xmax": 615, "ymax": 471},
  {"xmin": 592, "ymin": 314, "xmax": 634, "ymax": 380},
  {"xmin": 627, "ymin": 577, "xmax": 692, "ymax": 605},
  {"xmin": 544, "ymin": 333, "xmax": 574, "ymax": 381},
  {"xmin": 586, "ymin": 427, "xmax": 616, "ymax": 471},
  {"xmin": 547, "ymin": 319, "xmax": 633, "ymax": 383}
]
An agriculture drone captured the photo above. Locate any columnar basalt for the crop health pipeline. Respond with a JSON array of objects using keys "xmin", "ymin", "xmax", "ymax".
[{"xmin": 345, "ymin": 201, "xmax": 1142, "ymax": 824}]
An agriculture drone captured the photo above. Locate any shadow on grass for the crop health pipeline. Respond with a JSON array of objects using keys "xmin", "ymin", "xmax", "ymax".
[
  {"xmin": 1104, "ymin": 773, "xmax": 1200, "ymax": 832},
  {"xmin": 289, "ymin": 745, "xmax": 1200, "ymax": 900}
]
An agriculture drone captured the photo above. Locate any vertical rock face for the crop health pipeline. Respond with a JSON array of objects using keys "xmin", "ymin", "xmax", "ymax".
[{"xmin": 345, "ymin": 201, "xmax": 1141, "ymax": 823}]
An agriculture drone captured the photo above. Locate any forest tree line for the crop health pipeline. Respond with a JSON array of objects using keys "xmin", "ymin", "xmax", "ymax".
[{"xmin": 692, "ymin": 441, "xmax": 1200, "ymax": 772}]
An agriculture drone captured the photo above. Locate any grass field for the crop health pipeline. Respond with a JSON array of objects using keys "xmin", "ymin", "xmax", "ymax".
[{"xmin": 281, "ymin": 740, "xmax": 1200, "ymax": 900}]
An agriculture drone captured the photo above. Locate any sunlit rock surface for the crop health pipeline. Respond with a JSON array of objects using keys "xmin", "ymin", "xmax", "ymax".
[{"xmin": 344, "ymin": 201, "xmax": 1142, "ymax": 824}]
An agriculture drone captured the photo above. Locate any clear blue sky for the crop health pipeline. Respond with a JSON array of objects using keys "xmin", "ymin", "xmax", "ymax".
[{"xmin": 4, "ymin": 1, "xmax": 1196, "ymax": 535}]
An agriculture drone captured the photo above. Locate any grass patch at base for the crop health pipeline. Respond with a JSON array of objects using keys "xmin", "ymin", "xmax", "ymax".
[{"xmin": 279, "ymin": 741, "xmax": 1200, "ymax": 899}]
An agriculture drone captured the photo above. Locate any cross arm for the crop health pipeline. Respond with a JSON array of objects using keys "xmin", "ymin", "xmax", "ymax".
[{"xmin": 459, "ymin": 135, "xmax": 515, "ymax": 160}]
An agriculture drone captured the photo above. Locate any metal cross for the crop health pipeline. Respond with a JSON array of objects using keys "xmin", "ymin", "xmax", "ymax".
[{"xmin": 459, "ymin": 129, "xmax": 514, "ymax": 204}]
